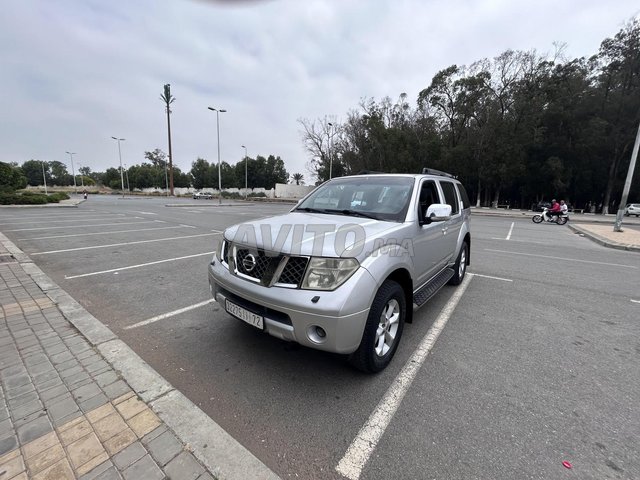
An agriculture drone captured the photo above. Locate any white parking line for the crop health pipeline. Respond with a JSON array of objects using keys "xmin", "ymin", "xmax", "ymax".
[
  {"xmin": 468, "ymin": 273, "xmax": 513, "ymax": 282},
  {"xmin": 631, "ymin": 299, "xmax": 640, "ymax": 304},
  {"xmin": 133, "ymin": 211, "xmax": 158, "ymax": 215},
  {"xmin": 485, "ymin": 249, "xmax": 638, "ymax": 269},
  {"xmin": 0, "ymin": 215, "xmax": 127, "ymax": 226},
  {"xmin": 31, "ymin": 233, "xmax": 221, "ymax": 255},
  {"xmin": 335, "ymin": 275, "xmax": 472, "ymax": 480},
  {"xmin": 6, "ymin": 220, "xmax": 165, "ymax": 232},
  {"xmin": 64, "ymin": 251, "xmax": 215, "ymax": 279},
  {"xmin": 17, "ymin": 225, "xmax": 189, "ymax": 241},
  {"xmin": 124, "ymin": 299, "xmax": 215, "ymax": 330},
  {"xmin": 506, "ymin": 222, "xmax": 514, "ymax": 240}
]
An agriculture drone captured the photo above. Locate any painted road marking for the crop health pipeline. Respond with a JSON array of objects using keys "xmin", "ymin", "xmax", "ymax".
[
  {"xmin": 469, "ymin": 273, "xmax": 513, "ymax": 282},
  {"xmin": 6, "ymin": 220, "xmax": 165, "ymax": 232},
  {"xmin": 0, "ymin": 214, "xmax": 127, "ymax": 226},
  {"xmin": 133, "ymin": 211, "xmax": 158, "ymax": 215},
  {"xmin": 64, "ymin": 251, "xmax": 215, "ymax": 279},
  {"xmin": 631, "ymin": 299, "xmax": 640, "ymax": 304},
  {"xmin": 506, "ymin": 222, "xmax": 514, "ymax": 240},
  {"xmin": 31, "ymin": 233, "xmax": 221, "ymax": 255},
  {"xmin": 336, "ymin": 275, "xmax": 472, "ymax": 480},
  {"xmin": 17, "ymin": 225, "xmax": 189, "ymax": 241},
  {"xmin": 485, "ymin": 249, "xmax": 637, "ymax": 269},
  {"xmin": 124, "ymin": 299, "xmax": 215, "ymax": 330}
]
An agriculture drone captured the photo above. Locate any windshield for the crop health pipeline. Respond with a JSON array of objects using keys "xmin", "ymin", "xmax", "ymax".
[{"xmin": 295, "ymin": 176, "xmax": 414, "ymax": 222}]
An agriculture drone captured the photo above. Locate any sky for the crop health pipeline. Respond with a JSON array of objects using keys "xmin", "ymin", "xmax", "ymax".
[{"xmin": 1, "ymin": 0, "xmax": 639, "ymax": 183}]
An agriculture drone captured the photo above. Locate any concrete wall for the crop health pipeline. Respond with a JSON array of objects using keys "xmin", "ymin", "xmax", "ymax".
[{"xmin": 274, "ymin": 183, "xmax": 315, "ymax": 199}]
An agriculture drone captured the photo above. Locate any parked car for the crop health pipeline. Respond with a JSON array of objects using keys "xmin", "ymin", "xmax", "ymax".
[
  {"xmin": 208, "ymin": 170, "xmax": 471, "ymax": 372},
  {"xmin": 624, "ymin": 203, "xmax": 640, "ymax": 217},
  {"xmin": 193, "ymin": 192, "xmax": 213, "ymax": 199}
]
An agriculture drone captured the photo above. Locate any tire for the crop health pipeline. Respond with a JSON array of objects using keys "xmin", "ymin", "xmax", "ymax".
[
  {"xmin": 556, "ymin": 216, "xmax": 568, "ymax": 225},
  {"xmin": 448, "ymin": 241, "xmax": 468, "ymax": 286},
  {"xmin": 349, "ymin": 280, "xmax": 406, "ymax": 373},
  {"xmin": 532, "ymin": 215, "xmax": 543, "ymax": 223}
]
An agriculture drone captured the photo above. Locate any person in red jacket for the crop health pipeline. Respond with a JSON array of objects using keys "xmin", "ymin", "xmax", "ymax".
[{"xmin": 547, "ymin": 199, "xmax": 561, "ymax": 221}]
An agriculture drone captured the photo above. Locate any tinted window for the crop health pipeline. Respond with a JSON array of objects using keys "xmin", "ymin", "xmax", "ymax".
[
  {"xmin": 418, "ymin": 180, "xmax": 440, "ymax": 218},
  {"xmin": 440, "ymin": 181, "xmax": 459, "ymax": 214},
  {"xmin": 457, "ymin": 183, "xmax": 471, "ymax": 209}
]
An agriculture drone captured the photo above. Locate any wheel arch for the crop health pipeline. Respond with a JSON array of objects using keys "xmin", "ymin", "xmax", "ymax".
[{"xmin": 384, "ymin": 268, "xmax": 414, "ymax": 324}]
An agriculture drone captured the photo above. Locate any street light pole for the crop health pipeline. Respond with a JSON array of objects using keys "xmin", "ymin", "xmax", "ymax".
[
  {"xmin": 614, "ymin": 121, "xmax": 640, "ymax": 232},
  {"xmin": 66, "ymin": 151, "xmax": 77, "ymax": 194},
  {"xmin": 241, "ymin": 145, "xmax": 248, "ymax": 199},
  {"xmin": 124, "ymin": 164, "xmax": 130, "ymax": 193},
  {"xmin": 327, "ymin": 122, "xmax": 333, "ymax": 180},
  {"xmin": 208, "ymin": 107, "xmax": 227, "ymax": 205},
  {"xmin": 41, "ymin": 161, "xmax": 47, "ymax": 195},
  {"xmin": 111, "ymin": 137, "xmax": 126, "ymax": 198}
]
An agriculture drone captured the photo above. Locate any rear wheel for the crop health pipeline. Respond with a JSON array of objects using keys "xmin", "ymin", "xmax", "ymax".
[
  {"xmin": 556, "ymin": 216, "xmax": 568, "ymax": 225},
  {"xmin": 532, "ymin": 215, "xmax": 543, "ymax": 223},
  {"xmin": 448, "ymin": 241, "xmax": 468, "ymax": 285},
  {"xmin": 349, "ymin": 280, "xmax": 406, "ymax": 373}
]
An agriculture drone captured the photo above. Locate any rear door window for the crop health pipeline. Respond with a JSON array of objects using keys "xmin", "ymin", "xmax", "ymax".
[
  {"xmin": 456, "ymin": 183, "xmax": 471, "ymax": 209},
  {"xmin": 440, "ymin": 181, "xmax": 459, "ymax": 215}
]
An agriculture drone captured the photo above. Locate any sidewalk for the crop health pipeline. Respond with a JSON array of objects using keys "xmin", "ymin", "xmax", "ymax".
[
  {"xmin": 0, "ymin": 236, "xmax": 279, "ymax": 480},
  {"xmin": 568, "ymin": 223, "xmax": 640, "ymax": 252}
]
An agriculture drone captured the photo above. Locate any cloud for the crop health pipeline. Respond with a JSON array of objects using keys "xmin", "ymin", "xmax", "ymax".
[{"xmin": 1, "ymin": 0, "xmax": 638, "ymax": 182}]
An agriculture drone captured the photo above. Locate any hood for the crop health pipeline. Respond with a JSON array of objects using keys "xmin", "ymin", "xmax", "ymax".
[{"xmin": 223, "ymin": 211, "xmax": 406, "ymax": 258}]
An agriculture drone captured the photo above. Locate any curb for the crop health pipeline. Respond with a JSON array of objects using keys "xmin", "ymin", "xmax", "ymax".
[
  {"xmin": 165, "ymin": 203, "xmax": 255, "ymax": 208},
  {"xmin": 0, "ymin": 232, "xmax": 281, "ymax": 480},
  {"xmin": 567, "ymin": 224, "xmax": 640, "ymax": 252}
]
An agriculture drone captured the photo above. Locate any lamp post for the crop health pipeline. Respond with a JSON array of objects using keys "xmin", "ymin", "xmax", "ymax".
[
  {"xmin": 65, "ymin": 151, "xmax": 77, "ymax": 194},
  {"xmin": 124, "ymin": 164, "xmax": 130, "ymax": 193},
  {"xmin": 208, "ymin": 107, "xmax": 226, "ymax": 205},
  {"xmin": 111, "ymin": 137, "xmax": 126, "ymax": 198},
  {"xmin": 327, "ymin": 122, "xmax": 333, "ymax": 180},
  {"xmin": 41, "ymin": 161, "xmax": 47, "ymax": 195},
  {"xmin": 241, "ymin": 145, "xmax": 248, "ymax": 199}
]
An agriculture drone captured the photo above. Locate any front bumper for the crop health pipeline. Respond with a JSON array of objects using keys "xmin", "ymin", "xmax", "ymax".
[{"xmin": 208, "ymin": 256, "xmax": 376, "ymax": 354}]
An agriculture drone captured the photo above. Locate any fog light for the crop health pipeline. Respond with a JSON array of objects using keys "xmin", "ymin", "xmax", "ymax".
[
  {"xmin": 307, "ymin": 325, "xmax": 327, "ymax": 344},
  {"xmin": 315, "ymin": 326, "xmax": 326, "ymax": 338}
]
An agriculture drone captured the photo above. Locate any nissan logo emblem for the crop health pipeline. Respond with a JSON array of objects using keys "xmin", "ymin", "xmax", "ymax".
[{"xmin": 242, "ymin": 253, "xmax": 257, "ymax": 272}]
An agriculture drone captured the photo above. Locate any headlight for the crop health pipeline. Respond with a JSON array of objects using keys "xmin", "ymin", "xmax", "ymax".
[
  {"xmin": 216, "ymin": 239, "xmax": 227, "ymax": 263},
  {"xmin": 302, "ymin": 257, "xmax": 359, "ymax": 291}
]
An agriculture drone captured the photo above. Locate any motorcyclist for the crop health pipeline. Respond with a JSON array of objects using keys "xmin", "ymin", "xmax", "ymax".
[
  {"xmin": 560, "ymin": 200, "xmax": 568, "ymax": 214},
  {"xmin": 547, "ymin": 199, "xmax": 561, "ymax": 221}
]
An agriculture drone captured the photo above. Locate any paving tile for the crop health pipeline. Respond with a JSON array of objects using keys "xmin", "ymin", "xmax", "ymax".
[
  {"xmin": 46, "ymin": 396, "xmax": 79, "ymax": 424},
  {"xmin": 112, "ymin": 441, "xmax": 146, "ymax": 470},
  {"xmin": 112, "ymin": 392, "xmax": 135, "ymax": 406},
  {"xmin": 79, "ymin": 393, "xmax": 109, "ymax": 413},
  {"xmin": 53, "ymin": 410, "xmax": 82, "ymax": 428},
  {"xmin": 77, "ymin": 459, "xmax": 114, "ymax": 480},
  {"xmin": 67, "ymin": 432, "xmax": 106, "ymax": 471},
  {"xmin": 50, "ymin": 351, "xmax": 73, "ymax": 365},
  {"xmin": 93, "ymin": 412, "xmax": 128, "ymax": 442},
  {"xmin": 13, "ymin": 409, "xmax": 47, "ymax": 429},
  {"xmin": 103, "ymin": 428, "xmax": 136, "ymax": 456},
  {"xmin": 85, "ymin": 361, "xmax": 109, "ymax": 375},
  {"xmin": 8, "ymin": 391, "xmax": 39, "ymax": 410},
  {"xmin": 67, "ymin": 372, "xmax": 91, "ymax": 388},
  {"xmin": 12, "ymin": 398, "xmax": 43, "ymax": 420},
  {"xmin": 0, "ymin": 449, "xmax": 25, "ymax": 479},
  {"xmin": 28, "ymin": 361, "xmax": 55, "ymax": 377},
  {"xmin": 146, "ymin": 430, "xmax": 182, "ymax": 466},
  {"xmin": 5, "ymin": 374, "xmax": 31, "ymax": 390},
  {"xmin": 72, "ymin": 383, "xmax": 102, "ymax": 402},
  {"xmin": 59, "ymin": 366, "xmax": 83, "ymax": 380},
  {"xmin": 196, "ymin": 473, "xmax": 216, "ymax": 480},
  {"xmin": 58, "ymin": 417, "xmax": 92, "ymax": 447},
  {"xmin": 122, "ymin": 454, "xmax": 163, "ymax": 480},
  {"xmin": 86, "ymin": 403, "xmax": 116, "ymax": 424},
  {"xmin": 40, "ymin": 384, "xmax": 68, "ymax": 403},
  {"xmin": 94, "ymin": 371, "xmax": 118, "ymax": 389},
  {"xmin": 0, "ymin": 433, "xmax": 18, "ymax": 456},
  {"xmin": 5, "ymin": 382, "xmax": 35, "ymax": 400},
  {"xmin": 77, "ymin": 451, "xmax": 110, "ymax": 477},
  {"xmin": 164, "ymin": 451, "xmax": 205, "ymax": 480},
  {"xmin": 25, "ymin": 442, "xmax": 65, "ymax": 476},
  {"xmin": 141, "ymin": 425, "xmax": 167, "ymax": 445},
  {"xmin": 0, "ymin": 418, "xmax": 11, "ymax": 438},
  {"xmin": 16, "ymin": 414, "xmax": 52, "ymax": 444},
  {"xmin": 103, "ymin": 381, "xmax": 131, "ymax": 400},
  {"xmin": 115, "ymin": 397, "xmax": 146, "ymax": 421},
  {"xmin": 92, "ymin": 465, "xmax": 123, "ymax": 480},
  {"xmin": 22, "ymin": 430, "xmax": 58, "ymax": 459},
  {"xmin": 127, "ymin": 409, "xmax": 161, "ymax": 438},
  {"xmin": 32, "ymin": 457, "xmax": 74, "ymax": 480}
]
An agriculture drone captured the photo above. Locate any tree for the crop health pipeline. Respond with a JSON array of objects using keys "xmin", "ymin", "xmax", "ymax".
[
  {"xmin": 21, "ymin": 160, "xmax": 48, "ymax": 186},
  {"xmin": 160, "ymin": 84, "xmax": 175, "ymax": 195},
  {"xmin": 144, "ymin": 149, "xmax": 168, "ymax": 168},
  {"xmin": 0, "ymin": 162, "xmax": 27, "ymax": 190},
  {"xmin": 292, "ymin": 173, "xmax": 304, "ymax": 185},
  {"xmin": 190, "ymin": 158, "xmax": 212, "ymax": 189}
]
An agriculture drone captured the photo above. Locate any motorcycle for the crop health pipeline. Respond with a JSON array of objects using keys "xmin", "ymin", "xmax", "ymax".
[{"xmin": 532, "ymin": 207, "xmax": 568, "ymax": 225}]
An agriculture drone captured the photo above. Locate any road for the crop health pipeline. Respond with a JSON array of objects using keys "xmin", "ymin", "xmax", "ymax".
[{"xmin": 1, "ymin": 197, "xmax": 638, "ymax": 479}]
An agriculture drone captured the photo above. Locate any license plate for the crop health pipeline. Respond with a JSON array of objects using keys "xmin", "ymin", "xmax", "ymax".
[{"xmin": 225, "ymin": 299, "xmax": 264, "ymax": 330}]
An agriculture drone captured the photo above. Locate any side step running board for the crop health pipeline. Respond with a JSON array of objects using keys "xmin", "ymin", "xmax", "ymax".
[{"xmin": 413, "ymin": 268, "xmax": 454, "ymax": 307}]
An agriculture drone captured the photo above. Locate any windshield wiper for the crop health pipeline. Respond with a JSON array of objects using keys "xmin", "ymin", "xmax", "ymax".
[
  {"xmin": 325, "ymin": 209, "xmax": 379, "ymax": 220},
  {"xmin": 294, "ymin": 207, "xmax": 328, "ymax": 214}
]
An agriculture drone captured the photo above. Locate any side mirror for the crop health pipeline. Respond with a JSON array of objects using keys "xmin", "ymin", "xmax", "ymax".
[{"xmin": 421, "ymin": 204, "xmax": 452, "ymax": 224}]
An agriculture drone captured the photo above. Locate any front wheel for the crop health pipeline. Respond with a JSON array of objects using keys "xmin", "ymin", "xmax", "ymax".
[
  {"xmin": 532, "ymin": 215, "xmax": 543, "ymax": 223},
  {"xmin": 349, "ymin": 280, "xmax": 406, "ymax": 373},
  {"xmin": 556, "ymin": 216, "xmax": 568, "ymax": 225}
]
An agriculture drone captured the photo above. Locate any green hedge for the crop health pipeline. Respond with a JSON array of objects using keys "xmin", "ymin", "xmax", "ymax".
[{"xmin": 0, "ymin": 192, "xmax": 68, "ymax": 205}]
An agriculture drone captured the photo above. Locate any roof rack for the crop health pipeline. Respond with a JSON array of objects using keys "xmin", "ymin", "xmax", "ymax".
[{"xmin": 421, "ymin": 168, "xmax": 456, "ymax": 179}]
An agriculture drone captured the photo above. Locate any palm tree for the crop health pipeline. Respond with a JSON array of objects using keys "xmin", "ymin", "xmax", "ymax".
[
  {"xmin": 160, "ymin": 84, "xmax": 175, "ymax": 195},
  {"xmin": 292, "ymin": 173, "xmax": 304, "ymax": 185}
]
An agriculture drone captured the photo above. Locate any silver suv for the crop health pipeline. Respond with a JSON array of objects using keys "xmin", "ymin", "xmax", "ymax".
[{"xmin": 208, "ymin": 170, "xmax": 471, "ymax": 372}]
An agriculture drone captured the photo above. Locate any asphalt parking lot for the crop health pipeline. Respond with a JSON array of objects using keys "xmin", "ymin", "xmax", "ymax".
[{"xmin": 1, "ymin": 197, "xmax": 639, "ymax": 480}]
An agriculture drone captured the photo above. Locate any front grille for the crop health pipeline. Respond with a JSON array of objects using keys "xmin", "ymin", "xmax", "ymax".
[
  {"xmin": 236, "ymin": 249, "xmax": 272, "ymax": 280},
  {"xmin": 277, "ymin": 257, "xmax": 308, "ymax": 285}
]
